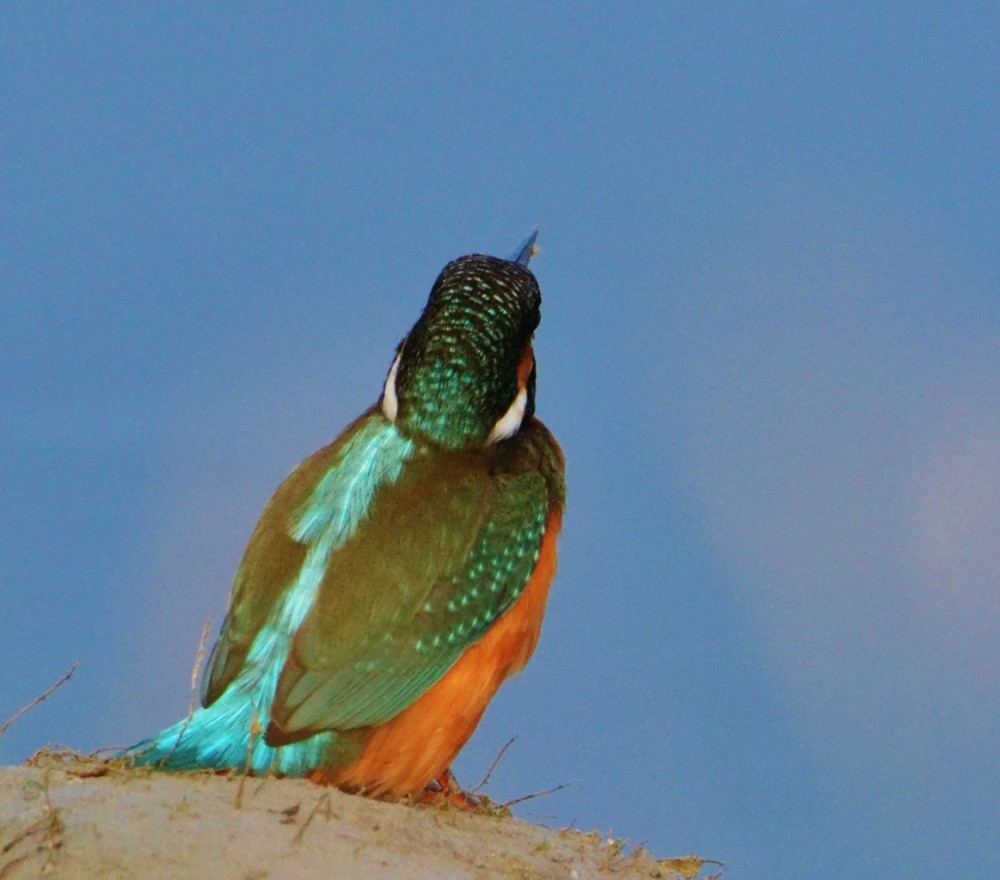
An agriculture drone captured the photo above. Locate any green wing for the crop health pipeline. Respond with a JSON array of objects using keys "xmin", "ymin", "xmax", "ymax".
[
  {"xmin": 201, "ymin": 408, "xmax": 402, "ymax": 707},
  {"xmin": 267, "ymin": 418, "xmax": 565, "ymax": 743}
]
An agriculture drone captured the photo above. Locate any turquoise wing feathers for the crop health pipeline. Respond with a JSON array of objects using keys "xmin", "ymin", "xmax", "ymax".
[
  {"xmin": 268, "ymin": 454, "xmax": 547, "ymax": 739},
  {"xmin": 267, "ymin": 418, "xmax": 563, "ymax": 743},
  {"xmin": 200, "ymin": 409, "xmax": 416, "ymax": 708},
  {"xmin": 200, "ymin": 410, "xmax": 563, "ymax": 749}
]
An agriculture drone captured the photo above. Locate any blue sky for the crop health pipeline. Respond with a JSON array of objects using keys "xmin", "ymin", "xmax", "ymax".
[{"xmin": 2, "ymin": 5, "xmax": 998, "ymax": 878}]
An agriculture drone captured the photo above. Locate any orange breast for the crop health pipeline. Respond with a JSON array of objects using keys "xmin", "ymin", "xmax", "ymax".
[{"xmin": 312, "ymin": 509, "xmax": 563, "ymax": 798}]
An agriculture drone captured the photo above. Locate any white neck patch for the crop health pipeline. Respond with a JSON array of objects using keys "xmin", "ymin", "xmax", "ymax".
[
  {"xmin": 487, "ymin": 386, "xmax": 528, "ymax": 444},
  {"xmin": 381, "ymin": 351, "xmax": 401, "ymax": 422}
]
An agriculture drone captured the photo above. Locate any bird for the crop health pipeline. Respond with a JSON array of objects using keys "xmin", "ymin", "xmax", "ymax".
[{"xmin": 126, "ymin": 233, "xmax": 566, "ymax": 802}]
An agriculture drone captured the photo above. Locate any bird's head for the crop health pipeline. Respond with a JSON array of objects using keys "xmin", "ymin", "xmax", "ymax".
[{"xmin": 381, "ymin": 253, "xmax": 542, "ymax": 449}]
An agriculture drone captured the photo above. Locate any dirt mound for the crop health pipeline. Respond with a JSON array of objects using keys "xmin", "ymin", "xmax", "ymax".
[{"xmin": 0, "ymin": 757, "xmax": 714, "ymax": 879}]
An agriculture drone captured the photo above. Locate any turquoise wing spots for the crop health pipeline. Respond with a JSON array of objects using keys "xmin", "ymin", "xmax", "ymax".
[
  {"xmin": 266, "ymin": 439, "xmax": 556, "ymax": 743},
  {"xmin": 434, "ymin": 484, "xmax": 548, "ymax": 650}
]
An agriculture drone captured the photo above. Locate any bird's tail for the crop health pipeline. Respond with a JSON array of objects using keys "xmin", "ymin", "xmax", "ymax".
[
  {"xmin": 125, "ymin": 706, "xmax": 255, "ymax": 772},
  {"xmin": 122, "ymin": 688, "xmax": 337, "ymax": 777}
]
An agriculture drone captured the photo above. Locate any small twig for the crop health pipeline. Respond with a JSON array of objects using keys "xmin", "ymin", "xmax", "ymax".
[
  {"xmin": 657, "ymin": 855, "xmax": 725, "ymax": 879},
  {"xmin": 1, "ymin": 820, "xmax": 43, "ymax": 857},
  {"xmin": 471, "ymin": 735, "xmax": 517, "ymax": 794},
  {"xmin": 24, "ymin": 746, "xmax": 86, "ymax": 766},
  {"xmin": 38, "ymin": 772, "xmax": 63, "ymax": 871},
  {"xmin": 292, "ymin": 792, "xmax": 332, "ymax": 844},
  {"xmin": 234, "ymin": 710, "xmax": 262, "ymax": 810},
  {"xmin": 0, "ymin": 662, "xmax": 79, "ymax": 738},
  {"xmin": 188, "ymin": 617, "xmax": 213, "ymax": 715},
  {"xmin": 501, "ymin": 781, "xmax": 572, "ymax": 809},
  {"xmin": 0, "ymin": 838, "xmax": 37, "ymax": 878},
  {"xmin": 0, "ymin": 771, "xmax": 64, "ymax": 877},
  {"xmin": 500, "ymin": 784, "xmax": 571, "ymax": 812},
  {"xmin": 158, "ymin": 618, "xmax": 213, "ymax": 766}
]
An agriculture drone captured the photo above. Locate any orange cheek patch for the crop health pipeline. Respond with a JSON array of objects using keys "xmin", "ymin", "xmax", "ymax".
[{"xmin": 517, "ymin": 345, "xmax": 535, "ymax": 389}]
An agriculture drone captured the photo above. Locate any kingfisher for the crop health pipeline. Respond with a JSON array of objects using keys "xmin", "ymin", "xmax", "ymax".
[{"xmin": 126, "ymin": 233, "xmax": 566, "ymax": 802}]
